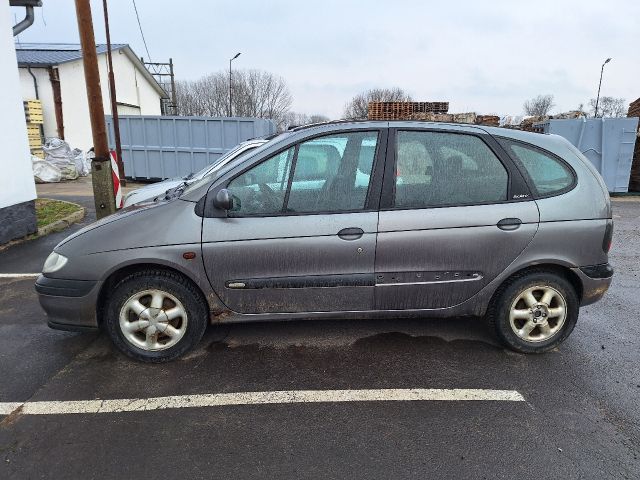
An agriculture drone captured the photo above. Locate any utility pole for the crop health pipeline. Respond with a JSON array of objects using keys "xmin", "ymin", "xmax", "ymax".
[
  {"xmin": 594, "ymin": 57, "xmax": 612, "ymax": 118},
  {"xmin": 101, "ymin": 0, "xmax": 125, "ymax": 186},
  {"xmin": 229, "ymin": 52, "xmax": 241, "ymax": 117},
  {"xmin": 102, "ymin": 0, "xmax": 125, "ymax": 186},
  {"xmin": 74, "ymin": 0, "xmax": 116, "ymax": 218},
  {"xmin": 169, "ymin": 58, "xmax": 177, "ymax": 114}
]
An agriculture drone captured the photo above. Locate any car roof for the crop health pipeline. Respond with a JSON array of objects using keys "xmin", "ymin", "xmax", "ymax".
[{"xmin": 290, "ymin": 119, "xmax": 566, "ymax": 151}]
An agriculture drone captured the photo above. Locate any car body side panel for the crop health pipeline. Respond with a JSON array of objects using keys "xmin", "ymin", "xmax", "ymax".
[
  {"xmin": 375, "ymin": 201, "xmax": 539, "ymax": 309},
  {"xmin": 201, "ymin": 213, "xmax": 378, "ymax": 313},
  {"xmin": 54, "ymin": 200, "xmax": 202, "ymax": 262}
]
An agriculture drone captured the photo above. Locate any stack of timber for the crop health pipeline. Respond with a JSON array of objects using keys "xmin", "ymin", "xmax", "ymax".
[
  {"xmin": 24, "ymin": 99, "xmax": 44, "ymax": 158},
  {"xmin": 368, "ymin": 101, "xmax": 449, "ymax": 120}
]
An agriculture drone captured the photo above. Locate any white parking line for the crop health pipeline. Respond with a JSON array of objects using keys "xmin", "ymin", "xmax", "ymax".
[
  {"xmin": 0, "ymin": 388, "xmax": 524, "ymax": 416},
  {"xmin": 0, "ymin": 403, "xmax": 23, "ymax": 415},
  {"xmin": 0, "ymin": 273, "xmax": 40, "ymax": 279}
]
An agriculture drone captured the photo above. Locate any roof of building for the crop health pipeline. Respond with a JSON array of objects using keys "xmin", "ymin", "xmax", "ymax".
[
  {"xmin": 14, "ymin": 43, "xmax": 166, "ymax": 97},
  {"xmin": 15, "ymin": 42, "xmax": 128, "ymax": 66}
]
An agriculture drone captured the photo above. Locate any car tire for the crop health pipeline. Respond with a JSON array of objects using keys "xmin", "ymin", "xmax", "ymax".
[
  {"xmin": 488, "ymin": 270, "xmax": 579, "ymax": 354},
  {"xmin": 104, "ymin": 269, "xmax": 208, "ymax": 362}
]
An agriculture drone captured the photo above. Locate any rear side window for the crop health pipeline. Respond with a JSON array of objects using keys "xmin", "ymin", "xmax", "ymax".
[
  {"xmin": 498, "ymin": 138, "xmax": 575, "ymax": 197},
  {"xmin": 394, "ymin": 131, "xmax": 508, "ymax": 208}
]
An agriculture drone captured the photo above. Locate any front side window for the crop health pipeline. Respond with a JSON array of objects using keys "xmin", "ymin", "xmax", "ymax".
[
  {"xmin": 227, "ymin": 147, "xmax": 294, "ymax": 215},
  {"xmin": 498, "ymin": 138, "xmax": 575, "ymax": 196},
  {"xmin": 287, "ymin": 132, "xmax": 378, "ymax": 213},
  {"xmin": 394, "ymin": 131, "xmax": 508, "ymax": 208},
  {"xmin": 226, "ymin": 131, "xmax": 378, "ymax": 216}
]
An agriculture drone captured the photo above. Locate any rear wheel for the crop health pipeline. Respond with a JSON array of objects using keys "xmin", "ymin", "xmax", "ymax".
[
  {"xmin": 489, "ymin": 271, "xmax": 578, "ymax": 353},
  {"xmin": 104, "ymin": 270, "xmax": 208, "ymax": 362}
]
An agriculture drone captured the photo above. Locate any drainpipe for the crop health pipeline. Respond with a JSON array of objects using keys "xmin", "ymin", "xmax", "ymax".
[
  {"xmin": 11, "ymin": 1, "xmax": 42, "ymax": 37},
  {"xmin": 26, "ymin": 66, "xmax": 39, "ymax": 99}
]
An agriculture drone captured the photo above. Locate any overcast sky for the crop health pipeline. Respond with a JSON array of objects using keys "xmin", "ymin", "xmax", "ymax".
[{"xmin": 12, "ymin": 0, "xmax": 640, "ymax": 118}]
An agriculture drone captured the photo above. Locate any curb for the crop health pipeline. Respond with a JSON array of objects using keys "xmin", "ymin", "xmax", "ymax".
[
  {"xmin": 37, "ymin": 202, "xmax": 86, "ymax": 236},
  {"xmin": 0, "ymin": 200, "xmax": 86, "ymax": 253}
]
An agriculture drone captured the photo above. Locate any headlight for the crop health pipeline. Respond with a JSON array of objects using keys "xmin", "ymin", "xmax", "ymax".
[{"xmin": 42, "ymin": 252, "xmax": 68, "ymax": 274}]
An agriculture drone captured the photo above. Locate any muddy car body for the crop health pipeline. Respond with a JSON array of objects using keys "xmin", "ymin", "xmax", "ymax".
[{"xmin": 36, "ymin": 121, "xmax": 613, "ymax": 361}]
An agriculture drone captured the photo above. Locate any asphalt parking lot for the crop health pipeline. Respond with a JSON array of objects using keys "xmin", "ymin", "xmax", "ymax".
[{"xmin": 0, "ymin": 183, "xmax": 639, "ymax": 479}]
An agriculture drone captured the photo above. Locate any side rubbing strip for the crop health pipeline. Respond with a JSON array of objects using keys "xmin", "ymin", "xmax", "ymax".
[{"xmin": 225, "ymin": 274, "xmax": 375, "ymax": 289}]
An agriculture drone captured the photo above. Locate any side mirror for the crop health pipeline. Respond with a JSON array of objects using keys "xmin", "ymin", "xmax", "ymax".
[{"xmin": 213, "ymin": 188, "xmax": 234, "ymax": 211}]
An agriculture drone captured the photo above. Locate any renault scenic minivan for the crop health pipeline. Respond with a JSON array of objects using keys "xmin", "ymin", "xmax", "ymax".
[{"xmin": 36, "ymin": 121, "xmax": 614, "ymax": 362}]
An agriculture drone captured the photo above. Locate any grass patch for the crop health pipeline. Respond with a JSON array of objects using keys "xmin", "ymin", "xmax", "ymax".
[{"xmin": 36, "ymin": 199, "xmax": 83, "ymax": 228}]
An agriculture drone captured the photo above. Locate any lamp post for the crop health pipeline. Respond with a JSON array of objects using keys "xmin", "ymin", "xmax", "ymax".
[
  {"xmin": 594, "ymin": 57, "xmax": 611, "ymax": 118},
  {"xmin": 229, "ymin": 52, "xmax": 241, "ymax": 117}
]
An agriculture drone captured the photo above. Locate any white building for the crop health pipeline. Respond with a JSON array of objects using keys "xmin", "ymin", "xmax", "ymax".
[
  {"xmin": 16, "ymin": 43, "xmax": 166, "ymax": 150},
  {"xmin": 0, "ymin": 4, "xmax": 37, "ymax": 244}
]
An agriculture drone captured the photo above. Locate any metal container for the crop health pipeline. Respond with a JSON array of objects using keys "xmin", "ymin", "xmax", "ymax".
[
  {"xmin": 106, "ymin": 115, "xmax": 276, "ymax": 180},
  {"xmin": 534, "ymin": 117, "xmax": 639, "ymax": 192}
]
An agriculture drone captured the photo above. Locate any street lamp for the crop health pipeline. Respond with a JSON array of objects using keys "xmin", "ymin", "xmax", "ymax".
[
  {"xmin": 229, "ymin": 52, "xmax": 241, "ymax": 117},
  {"xmin": 594, "ymin": 57, "xmax": 611, "ymax": 118}
]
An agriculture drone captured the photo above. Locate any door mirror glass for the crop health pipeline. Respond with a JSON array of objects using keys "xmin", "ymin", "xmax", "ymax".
[{"xmin": 213, "ymin": 188, "xmax": 234, "ymax": 211}]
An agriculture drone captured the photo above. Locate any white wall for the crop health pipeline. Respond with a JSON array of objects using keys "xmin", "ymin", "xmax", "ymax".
[
  {"xmin": 0, "ymin": 4, "xmax": 36, "ymax": 210},
  {"xmin": 19, "ymin": 67, "xmax": 57, "ymax": 140},
  {"xmin": 18, "ymin": 47, "xmax": 163, "ymax": 151}
]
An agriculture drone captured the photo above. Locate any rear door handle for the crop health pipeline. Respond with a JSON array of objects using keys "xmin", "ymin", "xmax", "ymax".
[
  {"xmin": 338, "ymin": 227, "xmax": 364, "ymax": 240},
  {"xmin": 497, "ymin": 218, "xmax": 522, "ymax": 231}
]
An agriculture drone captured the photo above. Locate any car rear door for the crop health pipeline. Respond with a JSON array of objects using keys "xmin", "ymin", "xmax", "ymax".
[
  {"xmin": 201, "ymin": 128, "xmax": 387, "ymax": 314},
  {"xmin": 374, "ymin": 128, "xmax": 538, "ymax": 310}
]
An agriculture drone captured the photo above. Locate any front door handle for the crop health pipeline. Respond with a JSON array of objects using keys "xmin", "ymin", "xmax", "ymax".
[
  {"xmin": 497, "ymin": 218, "xmax": 522, "ymax": 231},
  {"xmin": 338, "ymin": 227, "xmax": 364, "ymax": 240}
]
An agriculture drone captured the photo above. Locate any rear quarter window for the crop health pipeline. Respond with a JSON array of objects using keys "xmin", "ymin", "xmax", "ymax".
[{"xmin": 498, "ymin": 138, "xmax": 575, "ymax": 197}]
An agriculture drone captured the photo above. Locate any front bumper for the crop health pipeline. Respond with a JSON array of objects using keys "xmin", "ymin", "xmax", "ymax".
[
  {"xmin": 35, "ymin": 275, "xmax": 101, "ymax": 331},
  {"xmin": 572, "ymin": 263, "xmax": 614, "ymax": 306}
]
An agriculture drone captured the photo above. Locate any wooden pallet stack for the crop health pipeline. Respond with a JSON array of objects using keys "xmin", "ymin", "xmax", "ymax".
[
  {"xmin": 475, "ymin": 115, "xmax": 500, "ymax": 127},
  {"xmin": 24, "ymin": 99, "xmax": 44, "ymax": 158},
  {"xmin": 627, "ymin": 97, "xmax": 640, "ymax": 192},
  {"xmin": 368, "ymin": 101, "xmax": 449, "ymax": 120}
]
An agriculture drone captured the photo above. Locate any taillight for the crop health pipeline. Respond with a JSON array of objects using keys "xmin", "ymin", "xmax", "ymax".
[{"xmin": 602, "ymin": 219, "xmax": 613, "ymax": 253}]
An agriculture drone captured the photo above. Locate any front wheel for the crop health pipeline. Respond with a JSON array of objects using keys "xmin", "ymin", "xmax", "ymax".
[
  {"xmin": 489, "ymin": 271, "xmax": 579, "ymax": 353},
  {"xmin": 104, "ymin": 270, "xmax": 208, "ymax": 362}
]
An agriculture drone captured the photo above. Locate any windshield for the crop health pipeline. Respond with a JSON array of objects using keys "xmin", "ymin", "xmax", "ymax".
[
  {"xmin": 187, "ymin": 142, "xmax": 260, "ymax": 180},
  {"xmin": 180, "ymin": 132, "xmax": 293, "ymax": 197}
]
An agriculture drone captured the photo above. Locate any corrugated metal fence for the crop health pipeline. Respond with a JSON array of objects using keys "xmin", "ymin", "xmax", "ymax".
[
  {"xmin": 535, "ymin": 117, "xmax": 639, "ymax": 192},
  {"xmin": 106, "ymin": 116, "xmax": 276, "ymax": 180}
]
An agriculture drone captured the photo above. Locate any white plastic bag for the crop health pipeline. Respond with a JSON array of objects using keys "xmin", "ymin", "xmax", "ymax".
[
  {"xmin": 72, "ymin": 148, "xmax": 90, "ymax": 176},
  {"xmin": 43, "ymin": 138, "xmax": 78, "ymax": 180},
  {"xmin": 32, "ymin": 156, "xmax": 62, "ymax": 183}
]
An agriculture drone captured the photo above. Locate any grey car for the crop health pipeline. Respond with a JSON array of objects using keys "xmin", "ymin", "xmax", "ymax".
[{"xmin": 36, "ymin": 121, "xmax": 614, "ymax": 362}]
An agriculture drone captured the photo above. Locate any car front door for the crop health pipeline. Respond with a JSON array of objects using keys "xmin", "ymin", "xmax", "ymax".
[
  {"xmin": 375, "ymin": 128, "xmax": 539, "ymax": 310},
  {"xmin": 201, "ymin": 129, "xmax": 386, "ymax": 314}
]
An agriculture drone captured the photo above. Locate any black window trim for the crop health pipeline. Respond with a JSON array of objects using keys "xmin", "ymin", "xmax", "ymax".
[
  {"xmin": 203, "ymin": 128, "xmax": 388, "ymax": 219},
  {"xmin": 379, "ymin": 127, "xmax": 533, "ymax": 212},
  {"xmin": 494, "ymin": 136, "xmax": 578, "ymax": 200}
]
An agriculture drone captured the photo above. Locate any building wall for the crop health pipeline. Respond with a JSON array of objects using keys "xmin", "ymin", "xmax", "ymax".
[
  {"xmin": 18, "ymin": 48, "xmax": 162, "ymax": 151},
  {"xmin": 19, "ymin": 67, "xmax": 58, "ymax": 140},
  {"xmin": 0, "ymin": 3, "xmax": 37, "ymax": 243}
]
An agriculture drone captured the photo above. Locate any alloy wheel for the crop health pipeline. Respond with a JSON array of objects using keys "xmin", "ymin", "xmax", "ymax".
[
  {"xmin": 119, "ymin": 289, "xmax": 188, "ymax": 351},
  {"xmin": 508, "ymin": 285, "xmax": 567, "ymax": 343}
]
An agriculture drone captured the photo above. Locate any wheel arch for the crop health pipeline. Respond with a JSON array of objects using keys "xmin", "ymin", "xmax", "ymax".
[
  {"xmin": 487, "ymin": 262, "xmax": 583, "ymax": 313},
  {"xmin": 96, "ymin": 262, "xmax": 210, "ymax": 328}
]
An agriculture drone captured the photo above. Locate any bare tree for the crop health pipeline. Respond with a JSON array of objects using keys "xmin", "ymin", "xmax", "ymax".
[
  {"xmin": 523, "ymin": 94, "xmax": 555, "ymax": 116},
  {"xmin": 281, "ymin": 112, "xmax": 331, "ymax": 130},
  {"xmin": 308, "ymin": 114, "xmax": 330, "ymax": 123},
  {"xmin": 588, "ymin": 96, "xmax": 626, "ymax": 118},
  {"xmin": 176, "ymin": 69, "xmax": 293, "ymax": 129},
  {"xmin": 343, "ymin": 87, "xmax": 412, "ymax": 120}
]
